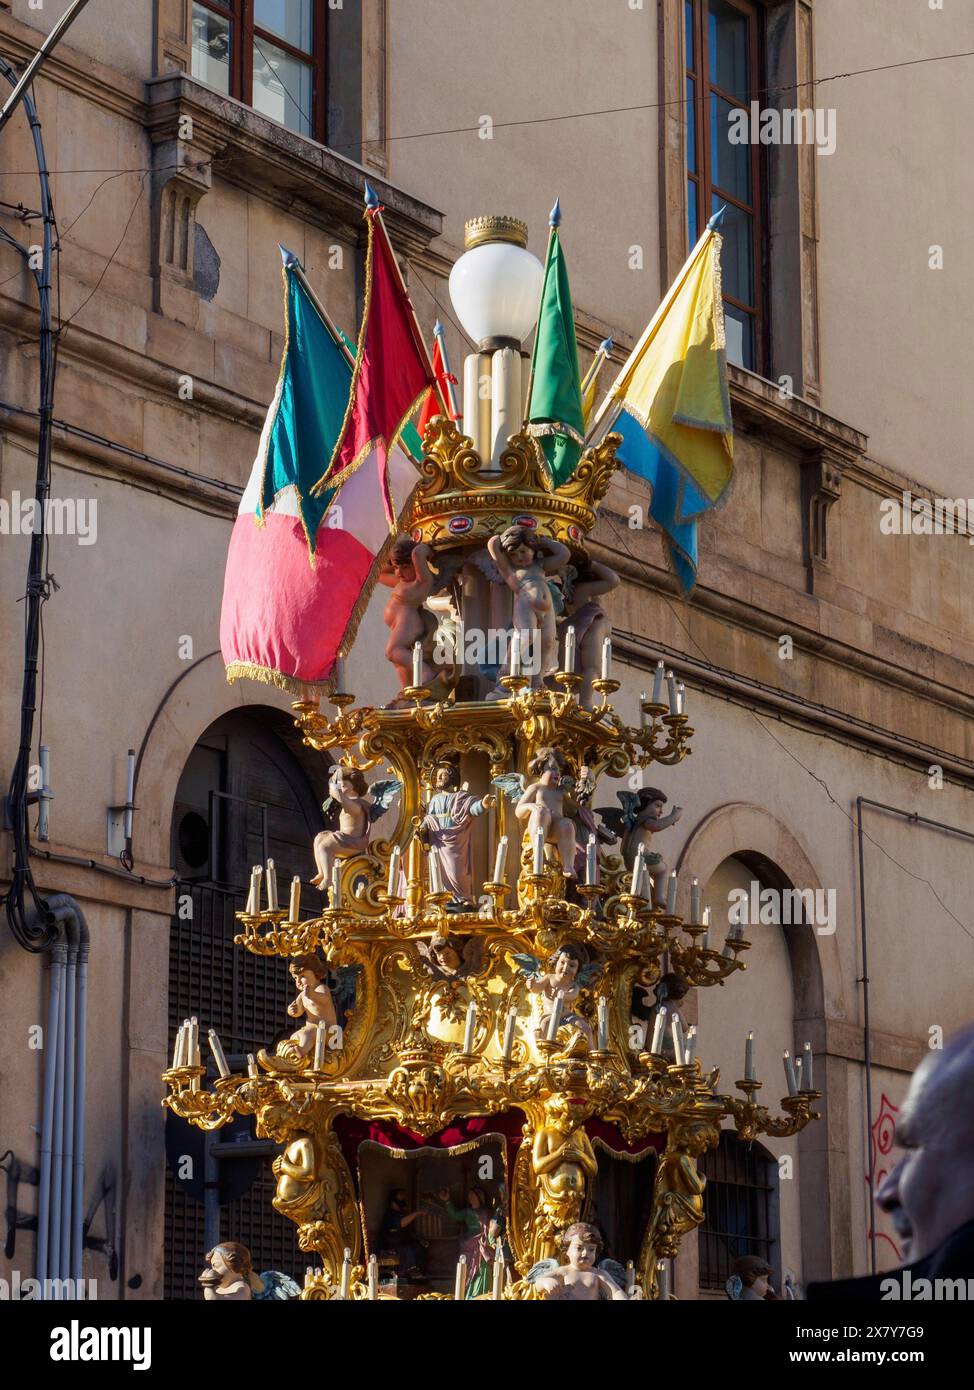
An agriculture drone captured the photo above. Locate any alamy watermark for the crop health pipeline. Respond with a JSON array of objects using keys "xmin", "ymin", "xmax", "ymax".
[
  {"xmin": 729, "ymin": 880, "xmax": 836, "ymax": 936},
  {"xmin": 880, "ymin": 491, "xmax": 974, "ymax": 542},
  {"xmin": 727, "ymin": 103, "xmax": 836, "ymax": 157},
  {"xmin": 0, "ymin": 491, "xmax": 97, "ymax": 544},
  {"xmin": 0, "ymin": 1270, "xmax": 97, "ymax": 1299}
]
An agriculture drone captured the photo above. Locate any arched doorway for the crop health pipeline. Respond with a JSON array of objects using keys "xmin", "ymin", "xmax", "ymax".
[{"xmin": 163, "ymin": 707, "xmax": 330, "ymax": 1298}]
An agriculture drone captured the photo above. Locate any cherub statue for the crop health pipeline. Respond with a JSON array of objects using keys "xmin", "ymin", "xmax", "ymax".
[
  {"xmin": 493, "ymin": 746, "xmax": 576, "ymax": 876},
  {"xmin": 527, "ymin": 1223, "xmax": 642, "ymax": 1301},
  {"xmin": 378, "ymin": 536, "xmax": 441, "ymax": 696},
  {"xmin": 284, "ymin": 954, "xmax": 337, "ymax": 1057},
  {"xmin": 420, "ymin": 761, "xmax": 496, "ymax": 906},
  {"xmin": 631, "ymin": 970, "xmax": 689, "ymax": 1061},
  {"xmin": 514, "ymin": 944, "xmax": 598, "ymax": 1051},
  {"xmin": 595, "ymin": 787, "xmax": 682, "ymax": 904},
  {"xmin": 416, "ymin": 932, "xmax": 485, "ymax": 981},
  {"xmin": 486, "ymin": 526, "xmax": 569, "ymax": 683},
  {"xmin": 310, "ymin": 767, "xmax": 401, "ymax": 889},
  {"xmin": 529, "ymin": 1095, "xmax": 598, "ymax": 1257},
  {"xmin": 558, "ymin": 556, "xmax": 620, "ymax": 707},
  {"xmin": 199, "ymin": 1241, "xmax": 301, "ymax": 1301}
]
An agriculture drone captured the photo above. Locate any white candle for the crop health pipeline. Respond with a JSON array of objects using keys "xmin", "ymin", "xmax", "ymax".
[
  {"xmin": 265, "ymin": 859, "xmax": 278, "ymax": 911},
  {"xmin": 428, "ymin": 846, "xmax": 443, "ymax": 894},
  {"xmin": 331, "ymin": 861, "xmax": 342, "ymax": 909},
  {"xmin": 783, "ymin": 1050, "xmax": 798, "ymax": 1096},
  {"xmin": 493, "ymin": 835, "xmax": 508, "ymax": 884},
  {"xmin": 533, "ymin": 828, "xmax": 545, "ymax": 875},
  {"xmin": 601, "ymin": 636, "xmax": 612, "ymax": 681},
  {"xmin": 671, "ymin": 1016, "xmax": 685, "ymax": 1065},
  {"xmin": 454, "ymin": 1254, "xmax": 467, "ymax": 1301},
  {"xmin": 685, "ymin": 1024, "xmax": 698, "ymax": 1063},
  {"xmin": 412, "ymin": 641, "xmax": 423, "ymax": 688},
  {"xmin": 564, "ymin": 624, "xmax": 576, "ymax": 673},
  {"xmin": 650, "ymin": 1006, "xmax": 667, "ymax": 1054},
  {"xmin": 597, "ymin": 996, "xmax": 609, "ymax": 1051},
  {"xmin": 333, "ymin": 656, "xmax": 346, "ymax": 693},
  {"xmin": 387, "ymin": 845, "xmax": 401, "ymax": 897},
  {"xmin": 339, "ymin": 1249, "xmax": 351, "ymax": 1298},
  {"xmin": 462, "ymin": 1001, "xmax": 477, "ymax": 1054},
  {"xmin": 676, "ymin": 680, "xmax": 686, "ymax": 715},
  {"xmin": 546, "ymin": 990, "xmax": 565, "ymax": 1041},
  {"xmin": 666, "ymin": 669, "xmax": 677, "ymax": 713},
  {"xmin": 585, "ymin": 834, "xmax": 598, "ymax": 886},
  {"xmin": 644, "ymin": 870, "xmax": 656, "ymax": 904},
  {"xmin": 691, "ymin": 878, "xmax": 701, "ymax": 923},
  {"xmin": 368, "ymin": 1255, "xmax": 378, "ymax": 1300},
  {"xmin": 189, "ymin": 1016, "xmax": 200, "ymax": 1066},
  {"xmin": 247, "ymin": 1053, "xmax": 258, "ymax": 1078},
  {"xmin": 666, "ymin": 870, "xmax": 678, "ymax": 914},
  {"xmin": 658, "ymin": 1259, "xmax": 671, "ymax": 1300},
  {"xmin": 630, "ymin": 846, "xmax": 646, "ymax": 896},
  {"xmin": 502, "ymin": 1007, "xmax": 517, "ymax": 1060},
  {"xmin": 652, "ymin": 659, "xmax": 665, "ymax": 704},
  {"xmin": 701, "ymin": 906, "xmax": 711, "ymax": 951},
  {"xmin": 313, "ymin": 1020, "xmax": 327, "ymax": 1070},
  {"xmin": 208, "ymin": 1029, "xmax": 230, "ymax": 1079},
  {"xmin": 803, "ymin": 1041, "xmax": 813, "ymax": 1090},
  {"xmin": 172, "ymin": 1023, "xmax": 186, "ymax": 1069},
  {"xmin": 639, "ymin": 692, "xmax": 648, "ymax": 728},
  {"xmin": 745, "ymin": 1030, "xmax": 755, "ymax": 1081},
  {"xmin": 246, "ymin": 865, "xmax": 259, "ymax": 915},
  {"xmin": 626, "ymin": 1261, "xmax": 636, "ymax": 1294},
  {"xmin": 492, "ymin": 1248, "xmax": 504, "ymax": 1300},
  {"xmin": 289, "ymin": 875, "xmax": 301, "ymax": 923},
  {"xmin": 510, "ymin": 630, "xmax": 521, "ymax": 678}
]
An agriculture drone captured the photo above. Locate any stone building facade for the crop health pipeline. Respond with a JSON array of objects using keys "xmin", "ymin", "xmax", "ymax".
[{"xmin": 1, "ymin": 0, "xmax": 972, "ymax": 1298}]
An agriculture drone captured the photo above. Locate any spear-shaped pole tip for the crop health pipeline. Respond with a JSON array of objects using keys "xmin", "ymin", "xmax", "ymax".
[
  {"xmin": 549, "ymin": 196, "xmax": 562, "ymax": 229},
  {"xmin": 707, "ymin": 204, "xmax": 728, "ymax": 231},
  {"xmin": 599, "ymin": 337, "xmax": 613, "ymax": 354},
  {"xmin": 364, "ymin": 180, "xmax": 380, "ymax": 209},
  {"xmin": 433, "ymin": 319, "xmax": 444, "ymax": 337},
  {"xmin": 279, "ymin": 244, "xmax": 299, "ymax": 269}
]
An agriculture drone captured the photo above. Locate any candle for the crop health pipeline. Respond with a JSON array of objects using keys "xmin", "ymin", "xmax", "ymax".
[
  {"xmin": 658, "ymin": 1259, "xmax": 671, "ymax": 1300},
  {"xmin": 650, "ymin": 1006, "xmax": 667, "ymax": 1054},
  {"xmin": 597, "ymin": 996, "xmax": 609, "ymax": 1051},
  {"xmin": 172, "ymin": 1023, "xmax": 186, "ymax": 1069},
  {"xmin": 412, "ymin": 640, "xmax": 423, "ymax": 688},
  {"xmin": 208, "ymin": 1029, "xmax": 230, "ymax": 1079},
  {"xmin": 340, "ymin": 1249, "xmax": 351, "ymax": 1299},
  {"xmin": 803, "ymin": 1041, "xmax": 813, "ymax": 1090},
  {"xmin": 630, "ymin": 846, "xmax": 646, "ymax": 897},
  {"xmin": 502, "ymin": 1007, "xmax": 517, "ymax": 1060},
  {"xmin": 601, "ymin": 636, "xmax": 612, "ymax": 681},
  {"xmin": 783, "ymin": 1050, "xmax": 798, "ymax": 1096},
  {"xmin": 676, "ymin": 680, "xmax": 686, "ymax": 715},
  {"xmin": 386, "ymin": 845, "xmax": 401, "ymax": 897},
  {"xmin": 546, "ymin": 990, "xmax": 565, "ymax": 1041},
  {"xmin": 454, "ymin": 1254, "xmax": 467, "ymax": 1301},
  {"xmin": 265, "ymin": 858, "xmax": 278, "ymax": 911},
  {"xmin": 533, "ymin": 828, "xmax": 545, "ymax": 876},
  {"xmin": 652, "ymin": 659, "xmax": 665, "ymax": 704},
  {"xmin": 313, "ymin": 1020, "xmax": 327, "ymax": 1070},
  {"xmin": 685, "ymin": 1024, "xmax": 698, "ymax": 1063},
  {"xmin": 510, "ymin": 630, "xmax": 521, "ymax": 678},
  {"xmin": 247, "ymin": 1053, "xmax": 258, "ymax": 1078},
  {"xmin": 639, "ymin": 692, "xmax": 648, "ymax": 728},
  {"xmin": 368, "ymin": 1255, "xmax": 378, "ymax": 1301},
  {"xmin": 666, "ymin": 870, "xmax": 678, "ymax": 915},
  {"xmin": 493, "ymin": 835, "xmax": 508, "ymax": 885},
  {"xmin": 671, "ymin": 1016, "xmax": 685, "ymax": 1065},
  {"xmin": 666, "ymin": 669, "xmax": 677, "ymax": 713},
  {"xmin": 333, "ymin": 656, "xmax": 346, "ymax": 694},
  {"xmin": 189, "ymin": 1016, "xmax": 200, "ymax": 1066},
  {"xmin": 331, "ymin": 861, "xmax": 342, "ymax": 909},
  {"xmin": 794, "ymin": 1055, "xmax": 803, "ymax": 1090},
  {"xmin": 626, "ymin": 1261, "xmax": 636, "ymax": 1294},
  {"xmin": 745, "ymin": 1030, "xmax": 755, "ymax": 1081},
  {"xmin": 288, "ymin": 875, "xmax": 301, "ymax": 923},
  {"xmin": 691, "ymin": 878, "xmax": 701, "ymax": 923},
  {"xmin": 246, "ymin": 865, "xmax": 259, "ymax": 915},
  {"xmin": 462, "ymin": 1001, "xmax": 477, "ymax": 1054},
  {"xmin": 428, "ymin": 846, "xmax": 443, "ymax": 895},
  {"xmin": 585, "ymin": 834, "xmax": 598, "ymax": 886},
  {"xmin": 701, "ymin": 906, "xmax": 711, "ymax": 951},
  {"xmin": 564, "ymin": 624, "xmax": 576, "ymax": 673},
  {"xmin": 492, "ymin": 1247, "xmax": 504, "ymax": 1300}
]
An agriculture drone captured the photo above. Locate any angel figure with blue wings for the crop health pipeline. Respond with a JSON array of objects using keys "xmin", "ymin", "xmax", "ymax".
[
  {"xmin": 513, "ymin": 943, "xmax": 598, "ymax": 1051},
  {"xmin": 200, "ymin": 1241, "xmax": 300, "ymax": 1301},
  {"xmin": 310, "ymin": 766, "xmax": 401, "ymax": 889},
  {"xmin": 492, "ymin": 746, "xmax": 577, "ymax": 876},
  {"xmin": 595, "ymin": 786, "xmax": 682, "ymax": 903},
  {"xmin": 526, "ymin": 1223, "xmax": 643, "ymax": 1300}
]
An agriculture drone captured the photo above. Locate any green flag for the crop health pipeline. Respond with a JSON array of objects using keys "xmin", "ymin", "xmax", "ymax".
[{"xmin": 526, "ymin": 212, "xmax": 584, "ymax": 488}]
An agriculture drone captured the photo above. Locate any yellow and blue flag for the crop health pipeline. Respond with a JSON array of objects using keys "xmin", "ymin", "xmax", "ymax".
[{"xmin": 590, "ymin": 216, "xmax": 733, "ymax": 591}]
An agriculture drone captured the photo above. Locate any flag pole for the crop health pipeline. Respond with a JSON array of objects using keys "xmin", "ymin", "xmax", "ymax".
[
  {"xmin": 279, "ymin": 246, "xmax": 356, "ymax": 371},
  {"xmin": 580, "ymin": 336, "xmax": 613, "ymax": 400},
  {"xmin": 433, "ymin": 320, "xmax": 460, "ymax": 420},
  {"xmin": 584, "ymin": 222, "xmax": 719, "ymax": 443},
  {"xmin": 521, "ymin": 196, "xmax": 560, "ymax": 430},
  {"xmin": 365, "ymin": 181, "xmax": 450, "ymax": 419}
]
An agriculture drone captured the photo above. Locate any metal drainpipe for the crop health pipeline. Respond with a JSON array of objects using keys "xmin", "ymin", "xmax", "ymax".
[
  {"xmin": 73, "ymin": 926, "xmax": 89, "ymax": 1282},
  {"xmin": 60, "ymin": 933, "xmax": 77, "ymax": 1291},
  {"xmin": 36, "ymin": 942, "xmax": 65, "ymax": 1291},
  {"xmin": 48, "ymin": 955, "xmax": 67, "ymax": 1289}
]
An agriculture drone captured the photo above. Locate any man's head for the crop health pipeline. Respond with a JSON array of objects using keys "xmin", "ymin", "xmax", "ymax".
[
  {"xmin": 433, "ymin": 762, "xmax": 461, "ymax": 791},
  {"xmin": 877, "ymin": 1023, "xmax": 974, "ymax": 1263}
]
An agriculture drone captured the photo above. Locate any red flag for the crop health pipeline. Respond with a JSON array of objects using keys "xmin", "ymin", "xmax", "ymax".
[
  {"xmin": 417, "ymin": 335, "xmax": 458, "ymax": 439},
  {"xmin": 313, "ymin": 206, "xmax": 435, "ymax": 518}
]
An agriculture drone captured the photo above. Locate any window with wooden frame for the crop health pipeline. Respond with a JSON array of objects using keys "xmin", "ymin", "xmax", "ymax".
[
  {"xmin": 698, "ymin": 1132, "xmax": 779, "ymax": 1292},
  {"xmin": 685, "ymin": 0, "xmax": 765, "ymax": 372},
  {"xmin": 190, "ymin": 1, "xmax": 328, "ymax": 142}
]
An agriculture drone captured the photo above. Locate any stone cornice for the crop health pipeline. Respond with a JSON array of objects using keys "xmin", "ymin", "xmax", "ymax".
[
  {"xmin": 728, "ymin": 363, "xmax": 868, "ymax": 465},
  {"xmin": 0, "ymin": 10, "xmax": 146, "ymax": 126}
]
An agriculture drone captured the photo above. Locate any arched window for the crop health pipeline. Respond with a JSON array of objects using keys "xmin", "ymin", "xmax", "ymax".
[{"xmin": 698, "ymin": 1132, "xmax": 779, "ymax": 1292}]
